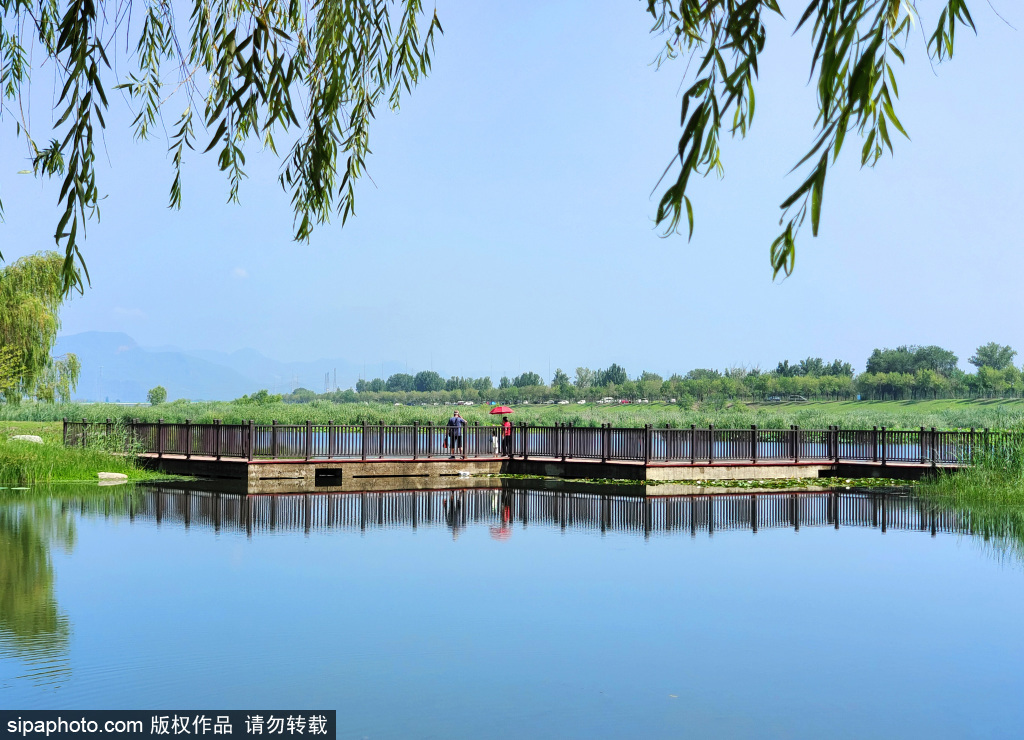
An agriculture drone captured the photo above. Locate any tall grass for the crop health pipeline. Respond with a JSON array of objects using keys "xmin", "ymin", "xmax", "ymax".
[
  {"xmin": 5, "ymin": 398, "xmax": 1024, "ymax": 430},
  {"xmin": 918, "ymin": 431, "xmax": 1024, "ymax": 562},
  {"xmin": 0, "ymin": 422, "xmax": 163, "ymax": 486}
]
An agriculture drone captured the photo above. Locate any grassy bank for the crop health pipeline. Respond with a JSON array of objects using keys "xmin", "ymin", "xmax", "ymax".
[
  {"xmin": 0, "ymin": 422, "xmax": 171, "ymax": 486},
  {"xmin": 4, "ymin": 398, "xmax": 1024, "ymax": 430},
  {"xmin": 918, "ymin": 434, "xmax": 1024, "ymax": 560}
]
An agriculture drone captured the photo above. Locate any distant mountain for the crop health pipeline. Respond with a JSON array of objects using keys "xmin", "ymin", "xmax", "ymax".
[
  {"xmin": 52, "ymin": 332, "xmax": 407, "ymax": 402},
  {"xmin": 54, "ymin": 332, "xmax": 256, "ymax": 402}
]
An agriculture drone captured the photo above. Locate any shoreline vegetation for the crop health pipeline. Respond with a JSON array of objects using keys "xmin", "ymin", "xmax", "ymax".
[
  {"xmin": 0, "ymin": 422, "xmax": 174, "ymax": 487},
  {"xmin": 4, "ymin": 398, "xmax": 1024, "ymax": 431},
  {"xmin": 917, "ymin": 440, "xmax": 1024, "ymax": 559}
]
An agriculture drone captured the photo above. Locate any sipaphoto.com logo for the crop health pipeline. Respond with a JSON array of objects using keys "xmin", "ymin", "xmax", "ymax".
[{"xmin": 5, "ymin": 716, "xmax": 141, "ymax": 736}]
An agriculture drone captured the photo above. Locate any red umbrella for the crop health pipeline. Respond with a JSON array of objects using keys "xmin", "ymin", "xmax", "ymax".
[{"xmin": 489, "ymin": 406, "xmax": 514, "ymax": 415}]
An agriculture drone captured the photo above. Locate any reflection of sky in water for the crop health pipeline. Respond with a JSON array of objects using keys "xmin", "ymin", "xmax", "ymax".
[{"xmin": 2, "ymin": 486, "xmax": 1023, "ymax": 739}]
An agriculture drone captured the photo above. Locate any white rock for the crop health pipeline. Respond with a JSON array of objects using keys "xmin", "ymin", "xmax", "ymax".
[
  {"xmin": 10, "ymin": 435, "xmax": 44, "ymax": 444},
  {"xmin": 98, "ymin": 472, "xmax": 129, "ymax": 480}
]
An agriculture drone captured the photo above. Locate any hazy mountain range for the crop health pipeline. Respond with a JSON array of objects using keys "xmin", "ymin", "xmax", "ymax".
[{"xmin": 53, "ymin": 332, "xmax": 406, "ymax": 402}]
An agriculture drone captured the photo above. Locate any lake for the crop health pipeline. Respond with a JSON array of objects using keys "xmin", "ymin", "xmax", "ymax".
[{"xmin": 2, "ymin": 484, "xmax": 1023, "ymax": 739}]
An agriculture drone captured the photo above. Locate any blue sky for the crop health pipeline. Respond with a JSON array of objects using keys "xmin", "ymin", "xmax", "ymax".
[{"xmin": 2, "ymin": 0, "xmax": 1021, "ymax": 384}]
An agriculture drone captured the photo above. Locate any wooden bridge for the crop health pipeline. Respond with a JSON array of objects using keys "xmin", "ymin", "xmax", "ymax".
[{"xmin": 64, "ymin": 419, "xmax": 1010, "ymax": 494}]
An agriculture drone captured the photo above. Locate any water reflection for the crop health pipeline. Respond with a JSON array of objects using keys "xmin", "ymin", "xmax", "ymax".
[
  {"xmin": 106, "ymin": 484, "xmax": 1008, "ymax": 544},
  {"xmin": 2, "ymin": 483, "xmax": 1021, "ymax": 689},
  {"xmin": 0, "ymin": 498, "xmax": 74, "ymax": 686}
]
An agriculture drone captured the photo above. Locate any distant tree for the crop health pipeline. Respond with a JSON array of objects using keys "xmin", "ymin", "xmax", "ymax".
[
  {"xmin": 684, "ymin": 368, "xmax": 721, "ymax": 381},
  {"xmin": 285, "ymin": 387, "xmax": 317, "ymax": 403},
  {"xmin": 385, "ymin": 373, "xmax": 416, "ymax": 392},
  {"xmin": 414, "ymin": 370, "xmax": 445, "ymax": 392},
  {"xmin": 235, "ymin": 389, "xmax": 283, "ymax": 404},
  {"xmin": 499, "ymin": 376, "xmax": 512, "ymax": 390},
  {"xmin": 597, "ymin": 364, "xmax": 628, "ymax": 386},
  {"xmin": 822, "ymin": 359, "xmax": 855, "ymax": 377},
  {"xmin": 551, "ymin": 368, "xmax": 571, "ymax": 389},
  {"xmin": 472, "ymin": 376, "xmax": 493, "ymax": 393},
  {"xmin": 866, "ymin": 345, "xmax": 958, "ymax": 377},
  {"xmin": 969, "ymin": 343, "xmax": 1017, "ymax": 371},
  {"xmin": 573, "ymin": 367, "xmax": 595, "ymax": 390},
  {"xmin": 914, "ymin": 346, "xmax": 959, "ymax": 376},
  {"xmin": 445, "ymin": 376, "xmax": 472, "ymax": 392},
  {"xmin": 367, "ymin": 378, "xmax": 386, "ymax": 393},
  {"xmin": 513, "ymin": 372, "xmax": 542, "ymax": 388},
  {"xmin": 774, "ymin": 360, "xmax": 799, "ymax": 377},
  {"xmin": 147, "ymin": 386, "xmax": 168, "ymax": 405}
]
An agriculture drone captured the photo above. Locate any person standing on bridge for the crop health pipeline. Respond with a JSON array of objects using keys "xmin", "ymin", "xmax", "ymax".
[
  {"xmin": 447, "ymin": 410, "xmax": 467, "ymax": 458},
  {"xmin": 501, "ymin": 416, "xmax": 512, "ymax": 457}
]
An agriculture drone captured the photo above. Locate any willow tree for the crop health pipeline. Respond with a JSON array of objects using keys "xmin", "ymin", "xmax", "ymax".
[
  {"xmin": 0, "ymin": 1, "xmax": 980, "ymax": 291},
  {"xmin": 0, "ymin": 252, "xmax": 80, "ymax": 403}
]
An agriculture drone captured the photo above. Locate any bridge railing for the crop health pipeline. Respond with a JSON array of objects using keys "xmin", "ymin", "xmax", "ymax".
[{"xmin": 61, "ymin": 418, "xmax": 1020, "ymax": 466}]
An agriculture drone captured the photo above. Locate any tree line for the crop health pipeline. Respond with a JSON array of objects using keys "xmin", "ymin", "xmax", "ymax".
[{"xmin": 278, "ymin": 344, "xmax": 1024, "ymax": 406}]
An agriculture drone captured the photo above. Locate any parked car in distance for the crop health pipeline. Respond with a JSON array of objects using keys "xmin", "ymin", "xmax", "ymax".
[
  {"xmin": 558, "ymin": 400, "xmax": 570, "ymax": 405},
  {"xmin": 789, "ymin": 395, "xmax": 808, "ymax": 402},
  {"xmin": 577, "ymin": 400, "xmax": 586, "ymax": 404},
  {"xmin": 766, "ymin": 396, "xmax": 782, "ymax": 402}
]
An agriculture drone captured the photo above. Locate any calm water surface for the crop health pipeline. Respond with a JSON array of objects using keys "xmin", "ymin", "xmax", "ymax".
[{"xmin": 2, "ymin": 484, "xmax": 1023, "ymax": 739}]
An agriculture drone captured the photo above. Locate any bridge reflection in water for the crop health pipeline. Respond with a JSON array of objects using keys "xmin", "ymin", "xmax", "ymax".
[{"xmin": 125, "ymin": 486, "xmax": 976, "ymax": 540}]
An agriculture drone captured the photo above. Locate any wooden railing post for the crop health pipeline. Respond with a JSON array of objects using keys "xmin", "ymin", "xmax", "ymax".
[
  {"xmin": 379, "ymin": 420, "xmax": 385, "ymax": 459},
  {"xmin": 690, "ymin": 424, "xmax": 696, "ymax": 465},
  {"xmin": 247, "ymin": 419, "xmax": 254, "ymax": 461},
  {"xmin": 931, "ymin": 427, "xmax": 937, "ymax": 468},
  {"xmin": 833, "ymin": 426, "xmax": 840, "ymax": 463},
  {"xmin": 523, "ymin": 422, "xmax": 530, "ymax": 460},
  {"xmin": 305, "ymin": 419, "xmax": 312, "ymax": 461},
  {"xmin": 412, "ymin": 421, "xmax": 419, "ymax": 460},
  {"xmin": 157, "ymin": 418, "xmax": 164, "ymax": 458},
  {"xmin": 327, "ymin": 420, "xmax": 335, "ymax": 459},
  {"xmin": 426, "ymin": 421, "xmax": 433, "ymax": 457},
  {"xmin": 708, "ymin": 425, "xmax": 715, "ymax": 464},
  {"xmin": 920, "ymin": 426, "xmax": 926, "ymax": 465},
  {"xmin": 62, "ymin": 418, "xmax": 68, "ymax": 447},
  {"xmin": 215, "ymin": 419, "xmax": 222, "ymax": 460},
  {"xmin": 794, "ymin": 425, "xmax": 800, "ymax": 463},
  {"xmin": 751, "ymin": 425, "xmax": 758, "ymax": 464},
  {"xmin": 872, "ymin": 426, "xmax": 878, "ymax": 462},
  {"xmin": 185, "ymin": 419, "xmax": 192, "ymax": 459},
  {"xmin": 880, "ymin": 426, "xmax": 887, "ymax": 466},
  {"xmin": 361, "ymin": 421, "xmax": 368, "ymax": 460},
  {"xmin": 82, "ymin": 418, "xmax": 88, "ymax": 448},
  {"xmin": 601, "ymin": 424, "xmax": 608, "ymax": 463},
  {"xmin": 271, "ymin": 420, "xmax": 278, "ymax": 459}
]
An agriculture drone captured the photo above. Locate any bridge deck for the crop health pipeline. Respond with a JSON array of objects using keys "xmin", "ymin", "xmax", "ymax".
[{"xmin": 136, "ymin": 452, "xmax": 951, "ymax": 494}]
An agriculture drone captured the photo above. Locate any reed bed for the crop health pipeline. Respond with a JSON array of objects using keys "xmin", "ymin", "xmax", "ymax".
[
  {"xmin": 918, "ymin": 430, "xmax": 1024, "ymax": 561},
  {"xmin": 4, "ymin": 399, "xmax": 1024, "ymax": 430}
]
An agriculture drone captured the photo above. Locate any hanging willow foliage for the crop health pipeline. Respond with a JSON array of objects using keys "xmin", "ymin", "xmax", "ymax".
[
  {"xmin": 0, "ymin": 251, "xmax": 80, "ymax": 402},
  {"xmin": 646, "ymin": 0, "xmax": 977, "ymax": 276},
  {"xmin": 0, "ymin": 0, "xmax": 442, "ymax": 294},
  {"xmin": 0, "ymin": 1, "xmax": 984, "ymax": 288}
]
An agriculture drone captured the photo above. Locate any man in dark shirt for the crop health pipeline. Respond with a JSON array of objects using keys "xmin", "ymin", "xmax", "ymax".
[{"xmin": 447, "ymin": 410, "xmax": 467, "ymax": 457}]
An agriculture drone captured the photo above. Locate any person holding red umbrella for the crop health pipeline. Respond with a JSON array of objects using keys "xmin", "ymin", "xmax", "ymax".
[{"xmin": 489, "ymin": 405, "xmax": 514, "ymax": 457}]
